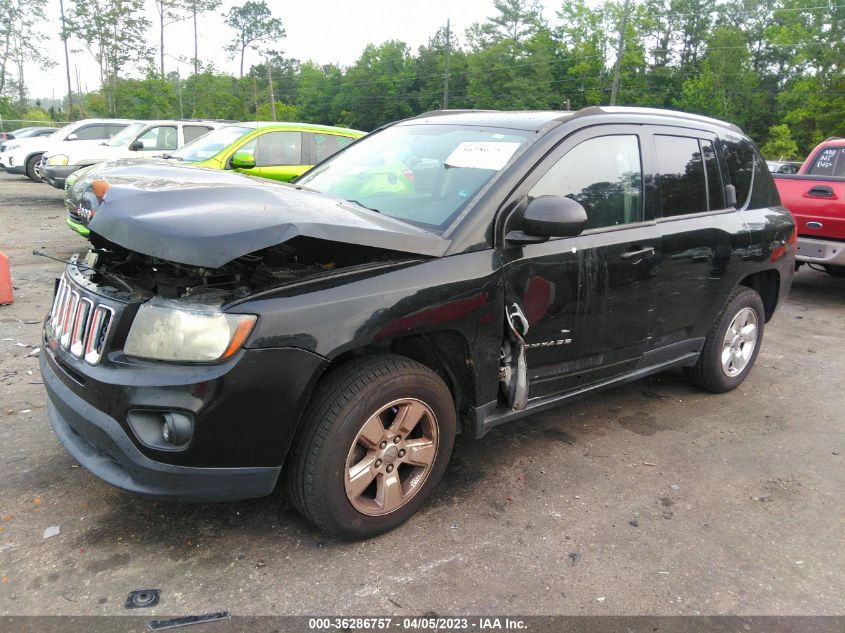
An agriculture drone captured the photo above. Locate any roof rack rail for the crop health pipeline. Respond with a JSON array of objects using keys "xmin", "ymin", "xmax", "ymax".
[
  {"xmin": 822, "ymin": 136, "xmax": 844, "ymax": 142},
  {"xmin": 571, "ymin": 105, "xmax": 741, "ymax": 132},
  {"xmin": 413, "ymin": 109, "xmax": 499, "ymax": 119}
]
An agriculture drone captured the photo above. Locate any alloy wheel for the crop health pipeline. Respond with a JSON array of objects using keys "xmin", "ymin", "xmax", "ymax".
[
  {"xmin": 344, "ymin": 398, "xmax": 439, "ymax": 516},
  {"xmin": 721, "ymin": 306, "xmax": 758, "ymax": 377}
]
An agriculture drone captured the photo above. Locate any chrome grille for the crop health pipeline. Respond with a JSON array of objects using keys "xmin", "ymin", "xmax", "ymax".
[
  {"xmin": 67, "ymin": 205, "xmax": 83, "ymax": 223},
  {"xmin": 49, "ymin": 275, "xmax": 115, "ymax": 365}
]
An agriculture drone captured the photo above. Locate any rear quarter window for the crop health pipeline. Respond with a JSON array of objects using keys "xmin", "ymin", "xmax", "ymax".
[
  {"xmin": 749, "ymin": 148, "xmax": 780, "ymax": 208},
  {"xmin": 720, "ymin": 139, "xmax": 753, "ymax": 208},
  {"xmin": 722, "ymin": 138, "xmax": 779, "ymax": 209}
]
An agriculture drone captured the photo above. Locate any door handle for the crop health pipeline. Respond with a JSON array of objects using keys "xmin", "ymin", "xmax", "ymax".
[
  {"xmin": 620, "ymin": 246, "xmax": 655, "ymax": 260},
  {"xmin": 806, "ymin": 185, "xmax": 835, "ymax": 198}
]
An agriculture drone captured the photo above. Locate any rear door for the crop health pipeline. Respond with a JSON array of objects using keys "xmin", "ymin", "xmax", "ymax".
[
  {"xmin": 502, "ymin": 125, "xmax": 661, "ymax": 398},
  {"xmin": 648, "ymin": 127, "xmax": 751, "ymax": 352}
]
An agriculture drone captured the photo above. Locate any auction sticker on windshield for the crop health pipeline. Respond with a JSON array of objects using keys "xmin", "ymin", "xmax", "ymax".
[{"xmin": 444, "ymin": 142, "xmax": 522, "ymax": 170}]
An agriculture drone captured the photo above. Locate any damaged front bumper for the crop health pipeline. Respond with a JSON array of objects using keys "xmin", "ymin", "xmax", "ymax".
[
  {"xmin": 42, "ymin": 351, "xmax": 282, "ymax": 501},
  {"xmin": 40, "ymin": 269, "xmax": 329, "ymax": 501}
]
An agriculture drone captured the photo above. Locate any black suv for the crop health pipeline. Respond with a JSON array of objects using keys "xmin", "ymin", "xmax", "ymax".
[{"xmin": 44, "ymin": 107, "xmax": 795, "ymax": 538}]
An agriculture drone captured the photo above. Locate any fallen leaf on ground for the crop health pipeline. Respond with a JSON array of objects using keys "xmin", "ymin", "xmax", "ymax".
[{"xmin": 43, "ymin": 526, "xmax": 60, "ymax": 539}]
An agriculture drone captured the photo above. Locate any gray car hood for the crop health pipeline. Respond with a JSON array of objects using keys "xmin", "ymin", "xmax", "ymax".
[{"xmin": 78, "ymin": 162, "xmax": 450, "ymax": 268}]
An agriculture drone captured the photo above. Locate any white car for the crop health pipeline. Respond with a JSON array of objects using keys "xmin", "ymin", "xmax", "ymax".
[
  {"xmin": 41, "ymin": 120, "xmax": 224, "ymax": 189},
  {"xmin": 0, "ymin": 119, "xmax": 134, "ymax": 182}
]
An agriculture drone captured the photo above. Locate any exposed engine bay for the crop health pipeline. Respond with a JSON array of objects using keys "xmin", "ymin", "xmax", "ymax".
[{"xmin": 80, "ymin": 233, "xmax": 413, "ymax": 303}]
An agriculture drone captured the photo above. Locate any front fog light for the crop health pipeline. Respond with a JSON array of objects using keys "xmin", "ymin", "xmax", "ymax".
[
  {"xmin": 127, "ymin": 410, "xmax": 194, "ymax": 451},
  {"xmin": 161, "ymin": 412, "xmax": 193, "ymax": 446}
]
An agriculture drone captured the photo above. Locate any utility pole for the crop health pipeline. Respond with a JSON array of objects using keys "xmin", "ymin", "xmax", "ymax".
[
  {"xmin": 176, "ymin": 68, "xmax": 184, "ymax": 118},
  {"xmin": 443, "ymin": 19, "xmax": 450, "ymax": 110},
  {"xmin": 610, "ymin": 0, "xmax": 631, "ymax": 106},
  {"xmin": 59, "ymin": 0, "xmax": 74, "ymax": 119},
  {"xmin": 266, "ymin": 58, "xmax": 276, "ymax": 121}
]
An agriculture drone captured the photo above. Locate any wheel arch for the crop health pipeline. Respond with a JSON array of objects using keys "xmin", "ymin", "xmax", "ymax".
[
  {"xmin": 737, "ymin": 269, "xmax": 780, "ymax": 322},
  {"xmin": 323, "ymin": 330, "xmax": 478, "ymax": 435}
]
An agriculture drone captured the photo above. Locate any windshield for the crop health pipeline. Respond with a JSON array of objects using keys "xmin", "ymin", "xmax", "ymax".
[
  {"xmin": 297, "ymin": 124, "xmax": 531, "ymax": 233},
  {"xmin": 172, "ymin": 125, "xmax": 253, "ymax": 162},
  {"xmin": 105, "ymin": 122, "xmax": 145, "ymax": 147}
]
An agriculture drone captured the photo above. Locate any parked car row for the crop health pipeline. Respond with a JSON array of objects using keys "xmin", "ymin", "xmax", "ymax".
[
  {"xmin": 0, "ymin": 118, "xmax": 365, "ymax": 193},
  {"xmin": 0, "ymin": 119, "xmax": 135, "ymax": 181},
  {"xmin": 0, "ymin": 125, "xmax": 58, "ymax": 142}
]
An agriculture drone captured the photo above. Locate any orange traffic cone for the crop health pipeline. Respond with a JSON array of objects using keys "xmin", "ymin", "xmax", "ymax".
[{"xmin": 0, "ymin": 252, "xmax": 13, "ymax": 305}]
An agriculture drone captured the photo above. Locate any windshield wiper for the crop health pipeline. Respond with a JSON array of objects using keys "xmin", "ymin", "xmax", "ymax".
[
  {"xmin": 347, "ymin": 199, "xmax": 380, "ymax": 213},
  {"xmin": 159, "ymin": 153, "xmax": 183, "ymax": 161}
]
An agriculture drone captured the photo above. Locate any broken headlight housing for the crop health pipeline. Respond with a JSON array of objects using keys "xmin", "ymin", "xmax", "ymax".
[{"xmin": 124, "ymin": 299, "xmax": 256, "ymax": 363}]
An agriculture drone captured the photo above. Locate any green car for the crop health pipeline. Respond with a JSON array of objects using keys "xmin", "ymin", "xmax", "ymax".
[{"xmin": 65, "ymin": 122, "xmax": 365, "ymax": 236}]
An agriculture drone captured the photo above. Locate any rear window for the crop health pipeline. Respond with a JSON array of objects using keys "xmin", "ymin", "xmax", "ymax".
[
  {"xmin": 654, "ymin": 135, "xmax": 708, "ymax": 217},
  {"xmin": 806, "ymin": 146, "xmax": 845, "ymax": 177},
  {"xmin": 313, "ymin": 133, "xmax": 356, "ymax": 163},
  {"xmin": 74, "ymin": 125, "xmax": 107, "ymax": 141},
  {"xmin": 184, "ymin": 126, "xmax": 213, "ymax": 144}
]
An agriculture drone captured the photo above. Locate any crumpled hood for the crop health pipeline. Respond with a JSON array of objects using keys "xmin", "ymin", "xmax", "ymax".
[{"xmin": 69, "ymin": 161, "xmax": 450, "ymax": 267}]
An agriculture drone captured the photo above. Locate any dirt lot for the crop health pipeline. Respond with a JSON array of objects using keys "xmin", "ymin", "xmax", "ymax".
[{"xmin": 0, "ymin": 171, "xmax": 843, "ymax": 617}]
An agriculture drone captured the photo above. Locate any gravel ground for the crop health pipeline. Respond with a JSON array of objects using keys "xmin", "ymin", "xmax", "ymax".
[{"xmin": 0, "ymin": 171, "xmax": 843, "ymax": 618}]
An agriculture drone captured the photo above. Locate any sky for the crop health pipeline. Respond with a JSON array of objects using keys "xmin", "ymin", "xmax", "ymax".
[{"xmin": 29, "ymin": 0, "xmax": 566, "ymax": 101}]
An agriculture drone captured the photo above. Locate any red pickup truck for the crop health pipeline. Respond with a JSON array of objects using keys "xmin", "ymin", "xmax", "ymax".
[{"xmin": 773, "ymin": 138, "xmax": 845, "ymax": 276}]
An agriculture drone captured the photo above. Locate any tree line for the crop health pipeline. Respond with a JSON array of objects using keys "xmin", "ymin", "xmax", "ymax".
[{"xmin": 1, "ymin": 0, "xmax": 843, "ymax": 158}]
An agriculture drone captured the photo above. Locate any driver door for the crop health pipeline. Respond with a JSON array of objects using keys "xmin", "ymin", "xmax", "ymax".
[{"xmin": 502, "ymin": 126, "xmax": 661, "ymax": 399}]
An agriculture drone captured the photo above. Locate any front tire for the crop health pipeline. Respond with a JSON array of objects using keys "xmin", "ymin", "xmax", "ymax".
[
  {"xmin": 25, "ymin": 154, "xmax": 43, "ymax": 182},
  {"xmin": 287, "ymin": 354, "xmax": 456, "ymax": 539},
  {"xmin": 685, "ymin": 286, "xmax": 765, "ymax": 393}
]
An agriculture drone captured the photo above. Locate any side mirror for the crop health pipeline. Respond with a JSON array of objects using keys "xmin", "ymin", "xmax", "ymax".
[
  {"xmin": 507, "ymin": 195, "xmax": 588, "ymax": 244},
  {"xmin": 66, "ymin": 133, "xmax": 78, "ymax": 141},
  {"xmin": 129, "ymin": 140, "xmax": 144, "ymax": 151},
  {"xmin": 231, "ymin": 150, "xmax": 256, "ymax": 169}
]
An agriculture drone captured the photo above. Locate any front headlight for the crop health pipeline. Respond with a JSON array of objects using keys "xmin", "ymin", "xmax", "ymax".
[
  {"xmin": 5, "ymin": 142, "xmax": 21, "ymax": 151},
  {"xmin": 124, "ymin": 300, "xmax": 257, "ymax": 362},
  {"xmin": 47, "ymin": 154, "xmax": 69, "ymax": 166}
]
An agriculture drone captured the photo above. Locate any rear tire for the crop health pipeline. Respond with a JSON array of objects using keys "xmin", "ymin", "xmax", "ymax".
[
  {"xmin": 685, "ymin": 286, "xmax": 765, "ymax": 393},
  {"xmin": 25, "ymin": 154, "xmax": 43, "ymax": 182},
  {"xmin": 286, "ymin": 353, "xmax": 456, "ymax": 539}
]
